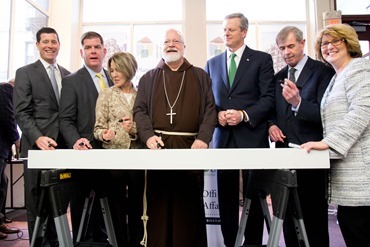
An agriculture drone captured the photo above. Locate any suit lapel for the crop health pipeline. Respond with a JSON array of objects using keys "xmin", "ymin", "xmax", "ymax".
[
  {"xmin": 296, "ymin": 57, "xmax": 313, "ymax": 89},
  {"xmin": 34, "ymin": 60, "xmax": 58, "ymax": 105},
  {"xmin": 231, "ymin": 47, "xmax": 252, "ymax": 90},
  {"xmin": 278, "ymin": 66, "xmax": 293, "ymax": 115},
  {"xmin": 219, "ymin": 52, "xmax": 229, "ymax": 90},
  {"xmin": 57, "ymin": 65, "xmax": 68, "ymax": 78},
  {"xmin": 79, "ymin": 68, "xmax": 99, "ymax": 98}
]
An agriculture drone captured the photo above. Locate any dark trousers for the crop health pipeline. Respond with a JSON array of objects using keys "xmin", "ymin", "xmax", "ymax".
[
  {"xmin": 217, "ymin": 169, "xmax": 264, "ymax": 247},
  {"xmin": 70, "ymin": 170, "xmax": 109, "ymax": 244},
  {"xmin": 283, "ymin": 169, "xmax": 329, "ymax": 247},
  {"xmin": 338, "ymin": 205, "xmax": 370, "ymax": 247},
  {"xmin": 105, "ymin": 169, "xmax": 144, "ymax": 247},
  {"xmin": 0, "ymin": 157, "xmax": 8, "ymax": 220}
]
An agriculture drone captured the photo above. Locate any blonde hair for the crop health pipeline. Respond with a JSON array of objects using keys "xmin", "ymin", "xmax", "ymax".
[
  {"xmin": 108, "ymin": 52, "xmax": 138, "ymax": 82},
  {"xmin": 315, "ymin": 24, "xmax": 362, "ymax": 64}
]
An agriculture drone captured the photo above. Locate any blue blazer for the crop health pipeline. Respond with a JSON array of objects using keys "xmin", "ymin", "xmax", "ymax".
[
  {"xmin": 272, "ymin": 57, "xmax": 335, "ymax": 147},
  {"xmin": 0, "ymin": 83, "xmax": 19, "ymax": 159},
  {"xmin": 205, "ymin": 46, "xmax": 275, "ymax": 148}
]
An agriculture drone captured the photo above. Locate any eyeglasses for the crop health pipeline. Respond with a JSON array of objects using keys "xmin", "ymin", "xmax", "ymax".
[
  {"xmin": 320, "ymin": 38, "xmax": 345, "ymax": 49},
  {"xmin": 163, "ymin": 40, "xmax": 183, "ymax": 46}
]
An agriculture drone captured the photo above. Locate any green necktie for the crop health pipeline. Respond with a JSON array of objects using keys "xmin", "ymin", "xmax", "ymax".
[{"xmin": 228, "ymin": 53, "xmax": 237, "ymax": 87}]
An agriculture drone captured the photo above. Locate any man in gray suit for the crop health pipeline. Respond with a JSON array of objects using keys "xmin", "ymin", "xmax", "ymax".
[
  {"xmin": 14, "ymin": 27, "xmax": 71, "ymax": 246},
  {"xmin": 59, "ymin": 31, "xmax": 115, "ymax": 244}
]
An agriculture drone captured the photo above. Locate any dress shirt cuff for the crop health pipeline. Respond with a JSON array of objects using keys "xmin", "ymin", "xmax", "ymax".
[
  {"xmin": 240, "ymin": 110, "xmax": 249, "ymax": 122},
  {"xmin": 291, "ymin": 99, "xmax": 302, "ymax": 114}
]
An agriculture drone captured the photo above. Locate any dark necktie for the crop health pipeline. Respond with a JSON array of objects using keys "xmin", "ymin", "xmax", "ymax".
[
  {"xmin": 49, "ymin": 64, "xmax": 59, "ymax": 103},
  {"xmin": 228, "ymin": 53, "xmax": 237, "ymax": 87},
  {"xmin": 289, "ymin": 67, "xmax": 297, "ymax": 83}
]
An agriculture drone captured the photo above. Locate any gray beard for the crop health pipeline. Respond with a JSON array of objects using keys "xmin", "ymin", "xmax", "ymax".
[{"xmin": 162, "ymin": 52, "xmax": 182, "ymax": 63}]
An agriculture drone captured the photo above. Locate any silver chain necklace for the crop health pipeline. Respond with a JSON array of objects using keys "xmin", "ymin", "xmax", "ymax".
[{"xmin": 163, "ymin": 70, "xmax": 186, "ymax": 124}]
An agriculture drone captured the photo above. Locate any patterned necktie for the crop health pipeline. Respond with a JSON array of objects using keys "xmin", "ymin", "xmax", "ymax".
[
  {"xmin": 228, "ymin": 53, "xmax": 237, "ymax": 87},
  {"xmin": 289, "ymin": 67, "xmax": 297, "ymax": 83},
  {"xmin": 49, "ymin": 64, "xmax": 59, "ymax": 103},
  {"xmin": 96, "ymin": 73, "xmax": 106, "ymax": 91}
]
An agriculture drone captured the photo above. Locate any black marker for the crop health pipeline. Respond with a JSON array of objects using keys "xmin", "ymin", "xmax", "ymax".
[
  {"xmin": 79, "ymin": 142, "xmax": 91, "ymax": 149},
  {"xmin": 48, "ymin": 142, "xmax": 56, "ymax": 148}
]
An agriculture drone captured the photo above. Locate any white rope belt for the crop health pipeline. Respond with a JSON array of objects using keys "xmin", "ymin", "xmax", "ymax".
[{"xmin": 154, "ymin": 129, "xmax": 198, "ymax": 136}]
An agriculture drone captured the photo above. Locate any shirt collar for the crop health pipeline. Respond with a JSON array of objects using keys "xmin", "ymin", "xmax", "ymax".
[
  {"xmin": 227, "ymin": 44, "xmax": 246, "ymax": 59},
  {"xmin": 84, "ymin": 65, "xmax": 105, "ymax": 80},
  {"xmin": 39, "ymin": 58, "xmax": 58, "ymax": 71},
  {"xmin": 290, "ymin": 54, "xmax": 308, "ymax": 73}
]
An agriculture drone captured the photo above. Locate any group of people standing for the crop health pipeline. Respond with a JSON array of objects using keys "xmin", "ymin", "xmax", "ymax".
[{"xmin": 10, "ymin": 10, "xmax": 370, "ymax": 247}]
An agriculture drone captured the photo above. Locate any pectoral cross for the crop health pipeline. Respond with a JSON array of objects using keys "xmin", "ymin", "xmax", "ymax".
[{"xmin": 167, "ymin": 107, "xmax": 176, "ymax": 124}]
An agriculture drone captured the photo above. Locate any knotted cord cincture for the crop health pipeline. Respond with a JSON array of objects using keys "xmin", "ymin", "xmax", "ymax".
[{"xmin": 140, "ymin": 169, "xmax": 148, "ymax": 247}]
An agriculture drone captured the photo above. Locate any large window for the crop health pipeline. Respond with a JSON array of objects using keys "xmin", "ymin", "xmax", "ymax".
[
  {"xmin": 336, "ymin": 0, "xmax": 370, "ymax": 59},
  {"xmin": 0, "ymin": 0, "xmax": 48, "ymax": 81},
  {"xmin": 81, "ymin": 0, "xmax": 313, "ymax": 79},
  {"xmin": 206, "ymin": 0, "xmax": 307, "ymax": 72},
  {"xmin": 336, "ymin": 0, "xmax": 369, "ymax": 15},
  {"xmin": 0, "ymin": 0, "xmax": 11, "ymax": 81},
  {"xmin": 82, "ymin": 0, "xmax": 182, "ymax": 85}
]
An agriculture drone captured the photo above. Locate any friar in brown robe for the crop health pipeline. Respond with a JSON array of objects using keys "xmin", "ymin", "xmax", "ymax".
[{"xmin": 133, "ymin": 29, "xmax": 217, "ymax": 247}]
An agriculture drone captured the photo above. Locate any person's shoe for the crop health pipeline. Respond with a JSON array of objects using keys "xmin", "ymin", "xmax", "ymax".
[
  {"xmin": 2, "ymin": 216, "xmax": 12, "ymax": 223},
  {"xmin": 0, "ymin": 224, "xmax": 20, "ymax": 234},
  {"xmin": 0, "ymin": 231, "xmax": 7, "ymax": 239}
]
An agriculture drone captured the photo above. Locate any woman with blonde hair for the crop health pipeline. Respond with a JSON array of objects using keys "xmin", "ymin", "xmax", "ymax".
[
  {"xmin": 94, "ymin": 51, "xmax": 144, "ymax": 246},
  {"xmin": 302, "ymin": 24, "xmax": 370, "ymax": 246}
]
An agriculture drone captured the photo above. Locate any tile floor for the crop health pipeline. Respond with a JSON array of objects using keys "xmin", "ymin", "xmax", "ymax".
[{"xmin": 0, "ymin": 205, "xmax": 346, "ymax": 247}]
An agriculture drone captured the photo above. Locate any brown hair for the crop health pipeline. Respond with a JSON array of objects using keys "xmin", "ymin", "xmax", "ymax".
[
  {"xmin": 80, "ymin": 31, "xmax": 104, "ymax": 46},
  {"xmin": 108, "ymin": 52, "xmax": 138, "ymax": 82}
]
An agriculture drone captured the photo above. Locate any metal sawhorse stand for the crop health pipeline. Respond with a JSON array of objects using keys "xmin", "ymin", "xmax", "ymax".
[
  {"xmin": 75, "ymin": 190, "xmax": 118, "ymax": 247},
  {"xmin": 235, "ymin": 169, "xmax": 310, "ymax": 247},
  {"xmin": 31, "ymin": 169, "xmax": 73, "ymax": 247},
  {"xmin": 31, "ymin": 170, "xmax": 118, "ymax": 247}
]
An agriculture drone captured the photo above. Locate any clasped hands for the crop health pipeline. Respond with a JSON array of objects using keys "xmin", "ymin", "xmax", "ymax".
[{"xmin": 218, "ymin": 109, "xmax": 243, "ymax": 126}]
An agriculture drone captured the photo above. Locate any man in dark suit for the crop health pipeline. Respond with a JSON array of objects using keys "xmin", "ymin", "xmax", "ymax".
[
  {"xmin": 0, "ymin": 79, "xmax": 20, "ymax": 240},
  {"xmin": 205, "ymin": 12, "xmax": 275, "ymax": 247},
  {"xmin": 13, "ymin": 27, "xmax": 71, "ymax": 245},
  {"xmin": 269, "ymin": 26, "xmax": 335, "ymax": 247},
  {"xmin": 59, "ymin": 31, "xmax": 117, "ymax": 244}
]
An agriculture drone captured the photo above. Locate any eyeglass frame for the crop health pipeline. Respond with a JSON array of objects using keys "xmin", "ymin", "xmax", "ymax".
[
  {"xmin": 163, "ymin": 39, "xmax": 184, "ymax": 46},
  {"xmin": 320, "ymin": 38, "xmax": 345, "ymax": 49}
]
